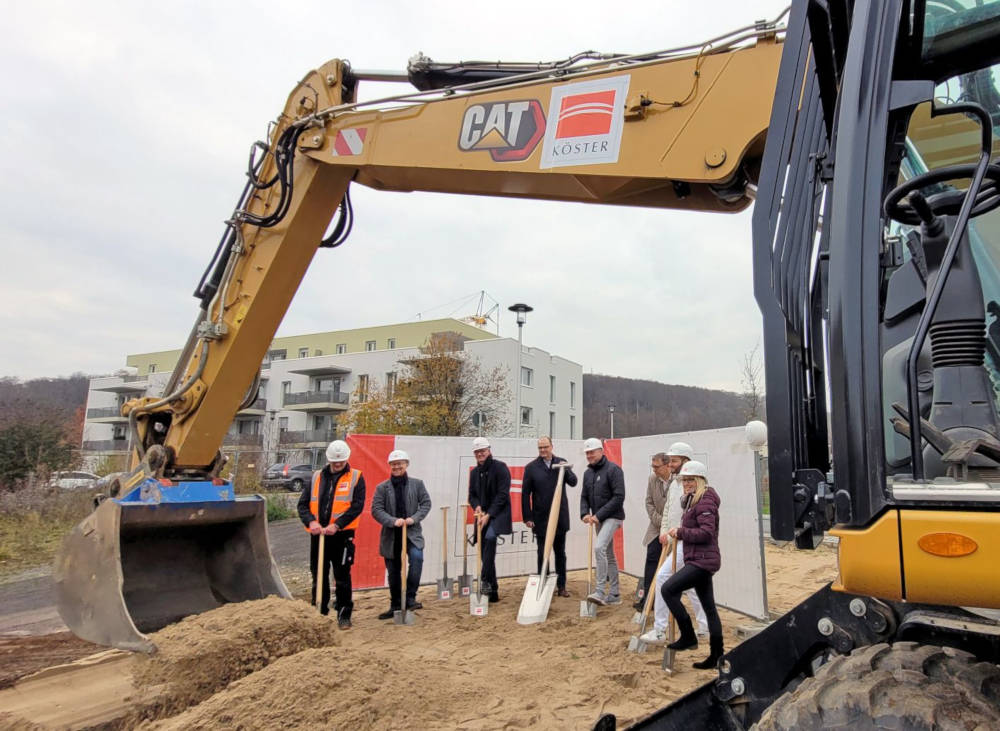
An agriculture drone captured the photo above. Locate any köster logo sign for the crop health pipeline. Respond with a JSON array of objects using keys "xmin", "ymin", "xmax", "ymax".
[
  {"xmin": 458, "ymin": 100, "xmax": 546, "ymax": 162},
  {"xmin": 541, "ymin": 75, "xmax": 630, "ymax": 169}
]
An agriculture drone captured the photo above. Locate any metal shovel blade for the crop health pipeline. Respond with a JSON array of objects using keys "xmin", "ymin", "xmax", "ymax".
[
  {"xmin": 516, "ymin": 574, "xmax": 557, "ymax": 625},
  {"xmin": 627, "ymin": 634, "xmax": 649, "ymax": 653},
  {"xmin": 437, "ymin": 577, "xmax": 454, "ymax": 600},
  {"xmin": 580, "ymin": 600, "xmax": 597, "ymax": 618},
  {"xmin": 661, "ymin": 645, "xmax": 676, "ymax": 673},
  {"xmin": 393, "ymin": 607, "xmax": 416, "ymax": 625},
  {"xmin": 457, "ymin": 574, "xmax": 472, "ymax": 597},
  {"xmin": 469, "ymin": 589, "xmax": 489, "ymax": 616}
]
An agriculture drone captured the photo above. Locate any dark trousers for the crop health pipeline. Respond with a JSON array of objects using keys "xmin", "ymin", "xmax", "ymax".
[
  {"xmin": 480, "ymin": 523, "xmax": 498, "ymax": 591},
  {"xmin": 385, "ymin": 531, "xmax": 424, "ymax": 608},
  {"xmin": 533, "ymin": 525, "xmax": 567, "ymax": 589},
  {"xmin": 310, "ymin": 531, "xmax": 354, "ymax": 618},
  {"xmin": 641, "ymin": 537, "xmax": 661, "ymax": 600},
  {"xmin": 661, "ymin": 563, "xmax": 723, "ymax": 637}
]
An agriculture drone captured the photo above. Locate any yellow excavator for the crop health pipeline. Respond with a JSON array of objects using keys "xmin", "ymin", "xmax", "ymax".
[{"xmin": 56, "ymin": 0, "xmax": 1000, "ymax": 726}]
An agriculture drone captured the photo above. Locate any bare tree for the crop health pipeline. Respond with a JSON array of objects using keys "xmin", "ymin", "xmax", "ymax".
[
  {"xmin": 740, "ymin": 343, "xmax": 765, "ymax": 422},
  {"xmin": 343, "ymin": 333, "xmax": 513, "ymax": 437}
]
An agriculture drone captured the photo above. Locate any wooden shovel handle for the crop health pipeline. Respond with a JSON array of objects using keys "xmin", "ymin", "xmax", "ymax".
[{"xmin": 641, "ymin": 541, "xmax": 670, "ymax": 619}]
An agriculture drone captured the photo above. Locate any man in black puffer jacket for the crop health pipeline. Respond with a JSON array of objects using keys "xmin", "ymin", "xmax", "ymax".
[
  {"xmin": 468, "ymin": 436, "xmax": 512, "ymax": 602},
  {"xmin": 579, "ymin": 437, "xmax": 625, "ymax": 606}
]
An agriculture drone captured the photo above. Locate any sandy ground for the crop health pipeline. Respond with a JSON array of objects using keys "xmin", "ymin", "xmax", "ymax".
[{"xmin": 0, "ymin": 542, "xmax": 838, "ymax": 730}]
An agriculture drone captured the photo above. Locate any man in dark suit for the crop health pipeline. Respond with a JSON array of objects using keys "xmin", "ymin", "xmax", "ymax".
[
  {"xmin": 467, "ymin": 436, "xmax": 512, "ymax": 602},
  {"xmin": 521, "ymin": 436, "xmax": 577, "ymax": 597}
]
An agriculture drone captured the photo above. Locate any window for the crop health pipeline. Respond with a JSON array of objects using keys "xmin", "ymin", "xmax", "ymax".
[
  {"xmin": 112, "ymin": 425, "xmax": 127, "ymax": 440},
  {"xmin": 521, "ymin": 406, "xmax": 533, "ymax": 426},
  {"xmin": 278, "ymin": 417, "xmax": 288, "ymax": 433},
  {"xmin": 357, "ymin": 374, "xmax": 369, "ymax": 402},
  {"xmin": 336, "ymin": 343, "xmax": 347, "ymax": 354},
  {"xmin": 570, "ymin": 415, "xmax": 576, "ymax": 439},
  {"xmin": 521, "ymin": 366, "xmax": 533, "ymax": 387},
  {"xmin": 385, "ymin": 372, "xmax": 396, "ymax": 397},
  {"xmin": 570, "ymin": 381, "xmax": 576, "ymax": 408},
  {"xmin": 148, "ymin": 364, "xmax": 156, "ymax": 374},
  {"xmin": 282, "ymin": 381, "xmax": 291, "ymax": 401},
  {"xmin": 298, "ymin": 347, "xmax": 309, "ymax": 358},
  {"xmin": 269, "ymin": 349, "xmax": 286, "ymax": 362},
  {"xmin": 316, "ymin": 377, "xmax": 340, "ymax": 392},
  {"xmin": 549, "ymin": 375, "xmax": 555, "ymax": 402},
  {"xmin": 365, "ymin": 340, "xmax": 377, "ymax": 352},
  {"xmin": 387, "ymin": 338, "xmax": 396, "ymax": 349},
  {"xmin": 549, "ymin": 411, "xmax": 555, "ymax": 437}
]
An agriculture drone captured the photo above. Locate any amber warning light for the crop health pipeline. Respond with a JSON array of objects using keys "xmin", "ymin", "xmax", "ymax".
[{"xmin": 917, "ymin": 533, "xmax": 978, "ymax": 557}]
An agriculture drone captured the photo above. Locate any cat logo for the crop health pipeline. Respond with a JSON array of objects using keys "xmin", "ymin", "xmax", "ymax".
[{"xmin": 458, "ymin": 100, "xmax": 545, "ymax": 162}]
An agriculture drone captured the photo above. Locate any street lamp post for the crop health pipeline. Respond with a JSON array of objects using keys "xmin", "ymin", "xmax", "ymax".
[
  {"xmin": 608, "ymin": 402, "xmax": 616, "ymax": 439},
  {"xmin": 508, "ymin": 303, "xmax": 533, "ymax": 439}
]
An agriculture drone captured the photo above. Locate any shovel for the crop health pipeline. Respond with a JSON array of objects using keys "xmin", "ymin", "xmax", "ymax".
[
  {"xmin": 632, "ymin": 540, "xmax": 668, "ymax": 625},
  {"xmin": 661, "ymin": 538, "xmax": 680, "ymax": 672},
  {"xmin": 517, "ymin": 462, "xmax": 571, "ymax": 625},
  {"xmin": 580, "ymin": 516, "xmax": 596, "ymax": 619},
  {"xmin": 436, "ymin": 506, "xmax": 453, "ymax": 600},
  {"xmin": 627, "ymin": 541, "xmax": 669, "ymax": 652},
  {"xmin": 314, "ymin": 529, "xmax": 326, "ymax": 615},
  {"xmin": 456, "ymin": 503, "xmax": 473, "ymax": 597},
  {"xmin": 394, "ymin": 521, "xmax": 416, "ymax": 626},
  {"xmin": 469, "ymin": 515, "xmax": 489, "ymax": 616}
]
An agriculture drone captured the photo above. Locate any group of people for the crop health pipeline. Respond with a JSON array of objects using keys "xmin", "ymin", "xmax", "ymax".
[{"xmin": 297, "ymin": 434, "xmax": 725, "ymax": 670}]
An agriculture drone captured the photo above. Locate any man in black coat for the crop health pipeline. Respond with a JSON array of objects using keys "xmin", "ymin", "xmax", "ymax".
[
  {"xmin": 467, "ymin": 436, "xmax": 512, "ymax": 602},
  {"xmin": 521, "ymin": 436, "xmax": 577, "ymax": 597},
  {"xmin": 580, "ymin": 437, "xmax": 626, "ymax": 606}
]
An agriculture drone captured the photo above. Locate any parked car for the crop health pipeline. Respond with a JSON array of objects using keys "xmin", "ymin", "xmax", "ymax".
[
  {"xmin": 49, "ymin": 470, "xmax": 100, "ymax": 490},
  {"xmin": 262, "ymin": 463, "xmax": 314, "ymax": 492}
]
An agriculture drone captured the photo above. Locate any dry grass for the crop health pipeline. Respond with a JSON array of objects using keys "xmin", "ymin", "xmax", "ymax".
[{"xmin": 0, "ymin": 484, "xmax": 95, "ymax": 578}]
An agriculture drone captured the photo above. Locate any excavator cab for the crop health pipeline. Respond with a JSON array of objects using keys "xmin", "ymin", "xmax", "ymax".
[{"xmin": 54, "ymin": 477, "xmax": 289, "ymax": 653}]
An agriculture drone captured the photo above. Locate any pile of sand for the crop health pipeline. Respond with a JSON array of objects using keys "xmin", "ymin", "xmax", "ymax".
[{"xmin": 131, "ymin": 596, "xmax": 338, "ymax": 722}]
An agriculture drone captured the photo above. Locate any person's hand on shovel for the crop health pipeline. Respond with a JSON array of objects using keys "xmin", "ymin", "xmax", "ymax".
[
  {"xmin": 394, "ymin": 517, "xmax": 415, "ymax": 527},
  {"xmin": 659, "ymin": 533, "xmax": 670, "ymax": 545},
  {"xmin": 323, "ymin": 523, "xmax": 340, "ymax": 536},
  {"xmin": 477, "ymin": 512, "xmax": 491, "ymax": 528},
  {"xmin": 308, "ymin": 520, "xmax": 322, "ymax": 535}
]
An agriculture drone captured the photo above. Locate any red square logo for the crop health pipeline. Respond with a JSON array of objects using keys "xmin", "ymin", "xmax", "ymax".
[{"xmin": 555, "ymin": 90, "xmax": 616, "ymax": 139}]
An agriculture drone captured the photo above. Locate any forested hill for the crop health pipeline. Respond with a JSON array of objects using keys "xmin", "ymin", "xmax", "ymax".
[{"xmin": 582, "ymin": 373, "xmax": 750, "ymax": 439}]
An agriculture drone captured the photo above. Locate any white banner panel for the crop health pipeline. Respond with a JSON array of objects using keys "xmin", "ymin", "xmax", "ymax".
[
  {"xmin": 619, "ymin": 428, "xmax": 767, "ymax": 620},
  {"xmin": 380, "ymin": 429, "xmax": 765, "ymax": 619}
]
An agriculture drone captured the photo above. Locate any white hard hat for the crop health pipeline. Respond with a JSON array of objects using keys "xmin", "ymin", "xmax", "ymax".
[
  {"xmin": 472, "ymin": 437, "xmax": 491, "ymax": 450},
  {"xmin": 388, "ymin": 449, "xmax": 410, "ymax": 463},
  {"xmin": 667, "ymin": 442, "xmax": 694, "ymax": 460},
  {"xmin": 583, "ymin": 437, "xmax": 603, "ymax": 452},
  {"xmin": 326, "ymin": 440, "xmax": 351, "ymax": 462},
  {"xmin": 679, "ymin": 460, "xmax": 707, "ymax": 479}
]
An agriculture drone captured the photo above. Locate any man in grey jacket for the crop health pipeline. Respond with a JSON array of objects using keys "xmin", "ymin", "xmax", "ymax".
[{"xmin": 371, "ymin": 449, "xmax": 432, "ymax": 619}]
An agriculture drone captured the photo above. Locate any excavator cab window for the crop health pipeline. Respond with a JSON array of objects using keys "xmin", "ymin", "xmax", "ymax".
[{"xmin": 881, "ymin": 47, "xmax": 1000, "ymax": 478}]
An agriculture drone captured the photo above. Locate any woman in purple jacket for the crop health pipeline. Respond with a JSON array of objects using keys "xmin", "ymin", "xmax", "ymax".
[{"xmin": 662, "ymin": 460, "xmax": 724, "ymax": 670}]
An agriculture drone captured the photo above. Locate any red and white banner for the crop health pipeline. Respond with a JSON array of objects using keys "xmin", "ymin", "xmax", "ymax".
[
  {"xmin": 331, "ymin": 127, "xmax": 367, "ymax": 156},
  {"xmin": 328, "ymin": 429, "xmax": 766, "ymax": 619}
]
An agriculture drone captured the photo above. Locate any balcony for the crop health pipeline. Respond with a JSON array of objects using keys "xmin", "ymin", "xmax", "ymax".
[
  {"xmin": 81, "ymin": 440, "xmax": 130, "ymax": 453},
  {"xmin": 278, "ymin": 429, "xmax": 337, "ymax": 446},
  {"xmin": 86, "ymin": 407, "xmax": 128, "ymax": 423},
  {"xmin": 93, "ymin": 376, "xmax": 149, "ymax": 394},
  {"xmin": 238, "ymin": 397, "xmax": 267, "ymax": 415},
  {"xmin": 282, "ymin": 390, "xmax": 350, "ymax": 411},
  {"xmin": 223, "ymin": 433, "xmax": 264, "ymax": 447}
]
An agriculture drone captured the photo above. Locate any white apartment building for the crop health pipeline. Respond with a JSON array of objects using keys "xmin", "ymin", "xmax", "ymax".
[{"xmin": 81, "ymin": 320, "xmax": 582, "ymax": 468}]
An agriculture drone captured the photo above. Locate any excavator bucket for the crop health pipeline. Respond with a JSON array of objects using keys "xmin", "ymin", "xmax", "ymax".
[{"xmin": 54, "ymin": 479, "xmax": 290, "ymax": 653}]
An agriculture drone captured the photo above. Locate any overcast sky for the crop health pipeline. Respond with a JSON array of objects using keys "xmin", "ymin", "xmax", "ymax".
[{"xmin": 1, "ymin": 0, "xmax": 790, "ymax": 391}]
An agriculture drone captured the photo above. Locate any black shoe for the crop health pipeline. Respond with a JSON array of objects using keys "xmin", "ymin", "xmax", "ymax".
[
  {"xmin": 406, "ymin": 601, "xmax": 423, "ymax": 610},
  {"xmin": 378, "ymin": 607, "xmax": 398, "ymax": 620},
  {"xmin": 693, "ymin": 635, "xmax": 725, "ymax": 669},
  {"xmin": 337, "ymin": 608, "xmax": 352, "ymax": 629},
  {"xmin": 632, "ymin": 600, "xmax": 644, "ymax": 612},
  {"xmin": 667, "ymin": 616, "xmax": 698, "ymax": 651},
  {"xmin": 489, "ymin": 591, "xmax": 500, "ymax": 603}
]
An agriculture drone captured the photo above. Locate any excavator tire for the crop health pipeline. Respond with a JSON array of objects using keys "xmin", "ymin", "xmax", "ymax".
[{"xmin": 753, "ymin": 642, "xmax": 1000, "ymax": 730}]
